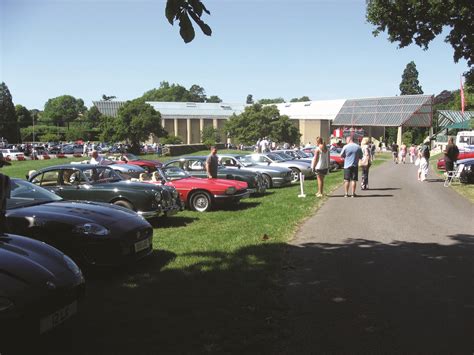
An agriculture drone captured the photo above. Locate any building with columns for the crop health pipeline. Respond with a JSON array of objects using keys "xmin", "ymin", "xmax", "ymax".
[{"xmin": 93, "ymin": 94, "xmax": 434, "ymax": 145}]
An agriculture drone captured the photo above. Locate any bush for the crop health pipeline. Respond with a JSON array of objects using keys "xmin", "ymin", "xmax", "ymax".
[{"xmin": 161, "ymin": 135, "xmax": 183, "ymax": 144}]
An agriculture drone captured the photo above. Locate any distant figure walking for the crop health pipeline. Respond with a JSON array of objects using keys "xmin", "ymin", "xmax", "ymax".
[
  {"xmin": 391, "ymin": 142, "xmax": 399, "ymax": 164},
  {"xmin": 409, "ymin": 144, "xmax": 417, "ymax": 163},
  {"xmin": 311, "ymin": 137, "xmax": 330, "ymax": 197},
  {"xmin": 399, "ymin": 143, "xmax": 407, "ymax": 164},
  {"xmin": 340, "ymin": 136, "xmax": 363, "ymax": 197},
  {"xmin": 205, "ymin": 146, "xmax": 219, "ymax": 178},
  {"xmin": 443, "ymin": 137, "xmax": 460, "ymax": 172},
  {"xmin": 418, "ymin": 139, "xmax": 431, "ymax": 181},
  {"xmin": 360, "ymin": 137, "xmax": 372, "ymax": 190}
]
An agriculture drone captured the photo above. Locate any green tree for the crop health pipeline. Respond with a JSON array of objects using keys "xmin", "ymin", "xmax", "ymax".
[
  {"xmin": 366, "ymin": 0, "xmax": 474, "ymax": 86},
  {"xmin": 85, "ymin": 105, "xmax": 103, "ymax": 126},
  {"xmin": 258, "ymin": 98, "xmax": 285, "ymax": 105},
  {"xmin": 225, "ymin": 104, "xmax": 300, "ymax": 145},
  {"xmin": 290, "ymin": 96, "xmax": 311, "ymax": 102},
  {"xmin": 246, "ymin": 94, "xmax": 254, "ymax": 104},
  {"xmin": 165, "ymin": 0, "xmax": 212, "ymax": 43},
  {"xmin": 43, "ymin": 95, "xmax": 86, "ymax": 128},
  {"xmin": 201, "ymin": 126, "xmax": 221, "ymax": 146},
  {"xmin": 15, "ymin": 104, "xmax": 32, "ymax": 128},
  {"xmin": 0, "ymin": 82, "xmax": 20, "ymax": 143},
  {"xmin": 206, "ymin": 95, "xmax": 222, "ymax": 103},
  {"xmin": 161, "ymin": 135, "xmax": 183, "ymax": 144},
  {"xmin": 101, "ymin": 99, "xmax": 166, "ymax": 153},
  {"xmin": 102, "ymin": 94, "xmax": 116, "ymax": 101},
  {"xmin": 188, "ymin": 84, "xmax": 207, "ymax": 102},
  {"xmin": 400, "ymin": 61, "xmax": 423, "ymax": 95},
  {"xmin": 141, "ymin": 81, "xmax": 191, "ymax": 102}
]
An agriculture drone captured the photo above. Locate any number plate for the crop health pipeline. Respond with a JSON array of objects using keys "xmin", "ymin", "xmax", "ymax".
[
  {"xmin": 40, "ymin": 301, "xmax": 77, "ymax": 334},
  {"xmin": 134, "ymin": 237, "xmax": 152, "ymax": 253}
]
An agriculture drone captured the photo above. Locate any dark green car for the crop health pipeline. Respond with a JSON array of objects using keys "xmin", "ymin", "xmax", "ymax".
[
  {"xmin": 164, "ymin": 156, "xmax": 266, "ymax": 195},
  {"xmin": 28, "ymin": 164, "xmax": 182, "ymax": 218}
]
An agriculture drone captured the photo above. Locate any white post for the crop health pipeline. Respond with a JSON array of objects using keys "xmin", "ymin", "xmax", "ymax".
[{"xmin": 298, "ymin": 173, "xmax": 306, "ymax": 198}]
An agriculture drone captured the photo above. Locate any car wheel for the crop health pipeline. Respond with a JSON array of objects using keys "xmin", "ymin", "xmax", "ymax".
[
  {"xmin": 290, "ymin": 168, "xmax": 300, "ymax": 183},
  {"xmin": 262, "ymin": 174, "xmax": 272, "ymax": 188},
  {"xmin": 113, "ymin": 199, "xmax": 134, "ymax": 210},
  {"xmin": 190, "ymin": 191, "xmax": 212, "ymax": 212}
]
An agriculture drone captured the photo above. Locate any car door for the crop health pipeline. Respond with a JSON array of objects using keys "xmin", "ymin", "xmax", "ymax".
[
  {"xmin": 34, "ymin": 170, "xmax": 64, "ymax": 196},
  {"xmin": 185, "ymin": 159, "xmax": 207, "ymax": 178},
  {"xmin": 57, "ymin": 169, "xmax": 87, "ymax": 200}
]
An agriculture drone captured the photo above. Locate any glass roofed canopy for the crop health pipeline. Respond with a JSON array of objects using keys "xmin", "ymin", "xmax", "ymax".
[
  {"xmin": 437, "ymin": 110, "xmax": 473, "ymax": 129},
  {"xmin": 332, "ymin": 95, "xmax": 433, "ymax": 127}
]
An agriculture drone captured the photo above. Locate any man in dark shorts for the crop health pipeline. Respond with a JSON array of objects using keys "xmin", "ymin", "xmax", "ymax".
[
  {"xmin": 391, "ymin": 142, "xmax": 399, "ymax": 163},
  {"xmin": 205, "ymin": 146, "xmax": 219, "ymax": 178},
  {"xmin": 340, "ymin": 136, "xmax": 363, "ymax": 197}
]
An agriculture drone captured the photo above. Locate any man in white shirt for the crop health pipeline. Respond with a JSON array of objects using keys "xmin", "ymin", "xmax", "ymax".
[{"xmin": 90, "ymin": 150, "xmax": 105, "ymax": 165}]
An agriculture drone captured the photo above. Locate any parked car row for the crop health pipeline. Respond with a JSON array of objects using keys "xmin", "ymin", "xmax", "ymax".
[{"xmin": 0, "ymin": 147, "xmax": 327, "ymax": 344}]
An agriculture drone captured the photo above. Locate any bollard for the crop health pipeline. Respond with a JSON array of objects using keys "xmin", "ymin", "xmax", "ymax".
[{"xmin": 298, "ymin": 172, "xmax": 306, "ymax": 198}]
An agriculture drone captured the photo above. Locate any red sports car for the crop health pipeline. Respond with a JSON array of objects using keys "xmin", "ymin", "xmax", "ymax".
[
  {"xmin": 107, "ymin": 153, "xmax": 162, "ymax": 172},
  {"xmin": 138, "ymin": 167, "xmax": 250, "ymax": 212},
  {"xmin": 437, "ymin": 151, "xmax": 474, "ymax": 170}
]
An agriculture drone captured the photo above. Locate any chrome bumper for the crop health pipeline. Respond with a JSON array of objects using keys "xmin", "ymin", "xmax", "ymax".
[{"xmin": 214, "ymin": 190, "xmax": 251, "ymax": 200}]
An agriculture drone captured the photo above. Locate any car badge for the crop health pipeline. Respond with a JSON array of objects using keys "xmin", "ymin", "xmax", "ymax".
[{"xmin": 46, "ymin": 281, "xmax": 56, "ymax": 290}]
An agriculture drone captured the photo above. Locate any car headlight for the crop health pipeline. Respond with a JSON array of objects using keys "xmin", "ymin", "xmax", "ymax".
[
  {"xmin": 73, "ymin": 223, "xmax": 110, "ymax": 236},
  {"xmin": 0, "ymin": 297, "xmax": 14, "ymax": 312},
  {"xmin": 154, "ymin": 191, "xmax": 162, "ymax": 202},
  {"xmin": 63, "ymin": 255, "xmax": 82, "ymax": 277},
  {"xmin": 225, "ymin": 187, "xmax": 236, "ymax": 195}
]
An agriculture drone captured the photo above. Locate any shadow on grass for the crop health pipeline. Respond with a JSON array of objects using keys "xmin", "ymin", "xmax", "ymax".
[
  {"xmin": 6, "ymin": 234, "xmax": 474, "ymax": 355},
  {"xmin": 148, "ymin": 216, "xmax": 199, "ymax": 228},
  {"xmin": 215, "ymin": 201, "xmax": 261, "ymax": 212}
]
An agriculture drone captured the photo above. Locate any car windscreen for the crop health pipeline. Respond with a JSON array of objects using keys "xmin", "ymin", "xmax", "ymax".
[
  {"xmin": 8, "ymin": 179, "xmax": 62, "ymax": 208},
  {"xmin": 82, "ymin": 167, "xmax": 122, "ymax": 183},
  {"xmin": 162, "ymin": 167, "xmax": 190, "ymax": 180},
  {"xmin": 270, "ymin": 153, "xmax": 290, "ymax": 161},
  {"xmin": 124, "ymin": 153, "xmax": 139, "ymax": 161}
]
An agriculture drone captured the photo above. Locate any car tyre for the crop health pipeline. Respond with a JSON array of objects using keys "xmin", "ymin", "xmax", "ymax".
[
  {"xmin": 262, "ymin": 174, "xmax": 272, "ymax": 188},
  {"xmin": 290, "ymin": 168, "xmax": 301, "ymax": 183},
  {"xmin": 190, "ymin": 191, "xmax": 212, "ymax": 212},
  {"xmin": 113, "ymin": 199, "xmax": 134, "ymax": 210}
]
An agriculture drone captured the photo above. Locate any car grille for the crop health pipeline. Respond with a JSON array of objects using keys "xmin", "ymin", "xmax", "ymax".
[{"xmin": 161, "ymin": 189, "xmax": 172, "ymax": 208}]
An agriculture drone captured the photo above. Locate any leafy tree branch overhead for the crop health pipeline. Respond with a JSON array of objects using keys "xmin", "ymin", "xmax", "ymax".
[
  {"xmin": 166, "ymin": 0, "xmax": 212, "ymax": 43},
  {"xmin": 366, "ymin": 0, "xmax": 474, "ymax": 86}
]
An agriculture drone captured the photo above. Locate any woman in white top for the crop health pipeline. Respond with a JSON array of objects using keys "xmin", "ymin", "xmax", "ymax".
[{"xmin": 311, "ymin": 137, "xmax": 330, "ymax": 197}]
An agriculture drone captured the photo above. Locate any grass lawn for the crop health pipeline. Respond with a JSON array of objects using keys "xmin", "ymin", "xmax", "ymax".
[
  {"xmin": 430, "ymin": 153, "xmax": 474, "ymax": 203},
  {"xmin": 2, "ymin": 151, "xmax": 389, "ymax": 354}
]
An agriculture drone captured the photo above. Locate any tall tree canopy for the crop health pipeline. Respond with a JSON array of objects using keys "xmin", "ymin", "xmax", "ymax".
[
  {"xmin": 290, "ymin": 96, "xmax": 311, "ymax": 103},
  {"xmin": 100, "ymin": 99, "xmax": 166, "ymax": 153},
  {"xmin": 399, "ymin": 61, "xmax": 424, "ymax": 95},
  {"xmin": 258, "ymin": 98, "xmax": 286, "ymax": 105},
  {"xmin": 43, "ymin": 95, "xmax": 86, "ymax": 128},
  {"xmin": 0, "ymin": 82, "xmax": 20, "ymax": 143},
  {"xmin": 225, "ymin": 104, "xmax": 300, "ymax": 145},
  {"xmin": 246, "ymin": 94, "xmax": 254, "ymax": 104},
  {"xmin": 141, "ymin": 81, "xmax": 220, "ymax": 103},
  {"xmin": 15, "ymin": 104, "xmax": 32, "ymax": 129},
  {"xmin": 165, "ymin": 0, "xmax": 212, "ymax": 43},
  {"xmin": 206, "ymin": 95, "xmax": 222, "ymax": 103},
  {"xmin": 366, "ymin": 0, "xmax": 474, "ymax": 86}
]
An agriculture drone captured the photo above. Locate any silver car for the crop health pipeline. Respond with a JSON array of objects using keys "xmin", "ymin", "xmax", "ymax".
[
  {"xmin": 219, "ymin": 154, "xmax": 293, "ymax": 188},
  {"xmin": 273, "ymin": 150, "xmax": 339, "ymax": 172},
  {"xmin": 245, "ymin": 153, "xmax": 315, "ymax": 182}
]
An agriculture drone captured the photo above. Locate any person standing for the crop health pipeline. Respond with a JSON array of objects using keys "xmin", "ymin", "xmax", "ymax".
[
  {"xmin": 205, "ymin": 146, "xmax": 219, "ymax": 178},
  {"xmin": 90, "ymin": 150, "xmax": 106, "ymax": 165},
  {"xmin": 443, "ymin": 137, "xmax": 460, "ymax": 172},
  {"xmin": 418, "ymin": 139, "xmax": 431, "ymax": 181},
  {"xmin": 360, "ymin": 137, "xmax": 372, "ymax": 190},
  {"xmin": 409, "ymin": 144, "xmax": 417, "ymax": 163},
  {"xmin": 391, "ymin": 142, "xmax": 399, "ymax": 163},
  {"xmin": 311, "ymin": 137, "xmax": 330, "ymax": 197},
  {"xmin": 340, "ymin": 136, "xmax": 363, "ymax": 197}
]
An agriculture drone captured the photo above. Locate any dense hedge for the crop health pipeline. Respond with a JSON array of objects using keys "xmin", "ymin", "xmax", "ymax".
[{"xmin": 166, "ymin": 143, "xmax": 226, "ymax": 156}]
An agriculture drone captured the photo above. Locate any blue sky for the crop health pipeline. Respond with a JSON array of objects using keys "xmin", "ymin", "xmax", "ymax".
[{"xmin": 1, "ymin": 0, "xmax": 470, "ymax": 110}]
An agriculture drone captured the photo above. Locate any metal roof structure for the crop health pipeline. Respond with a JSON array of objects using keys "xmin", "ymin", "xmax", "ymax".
[
  {"xmin": 93, "ymin": 101, "xmax": 246, "ymax": 119},
  {"xmin": 437, "ymin": 110, "xmax": 474, "ymax": 128},
  {"xmin": 273, "ymin": 99, "xmax": 346, "ymax": 121},
  {"xmin": 332, "ymin": 95, "xmax": 433, "ymax": 127}
]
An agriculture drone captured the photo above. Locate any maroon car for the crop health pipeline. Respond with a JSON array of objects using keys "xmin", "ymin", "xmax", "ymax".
[
  {"xmin": 108, "ymin": 153, "xmax": 162, "ymax": 172},
  {"xmin": 437, "ymin": 151, "xmax": 474, "ymax": 170}
]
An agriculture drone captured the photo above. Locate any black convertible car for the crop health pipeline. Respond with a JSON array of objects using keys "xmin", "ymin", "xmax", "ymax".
[
  {"xmin": 28, "ymin": 164, "xmax": 182, "ymax": 218},
  {"xmin": 6, "ymin": 179, "xmax": 154, "ymax": 267},
  {"xmin": 0, "ymin": 233, "xmax": 85, "ymax": 346}
]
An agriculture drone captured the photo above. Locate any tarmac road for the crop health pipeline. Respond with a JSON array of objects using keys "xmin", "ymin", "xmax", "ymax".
[{"xmin": 282, "ymin": 160, "xmax": 474, "ymax": 354}]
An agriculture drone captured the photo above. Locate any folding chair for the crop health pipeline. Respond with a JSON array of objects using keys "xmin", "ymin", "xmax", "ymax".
[{"xmin": 444, "ymin": 164, "xmax": 464, "ymax": 187}]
